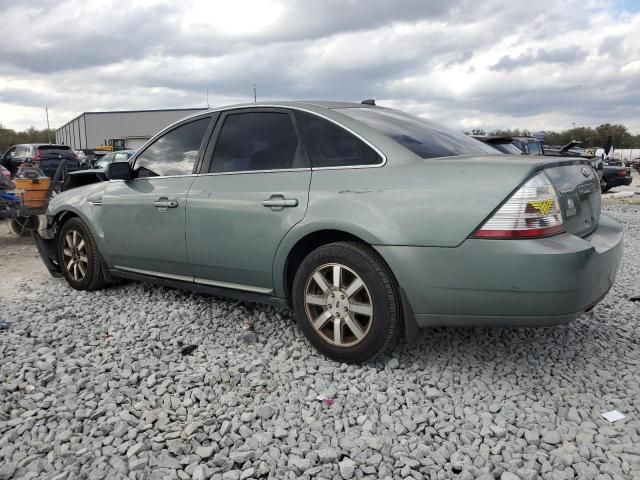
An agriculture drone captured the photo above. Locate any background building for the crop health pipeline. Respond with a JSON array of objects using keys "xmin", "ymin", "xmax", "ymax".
[{"xmin": 55, "ymin": 108, "xmax": 207, "ymax": 150}]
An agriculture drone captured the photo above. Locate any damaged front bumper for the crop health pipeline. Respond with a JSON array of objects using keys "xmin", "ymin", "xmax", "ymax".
[{"xmin": 31, "ymin": 219, "xmax": 63, "ymax": 278}]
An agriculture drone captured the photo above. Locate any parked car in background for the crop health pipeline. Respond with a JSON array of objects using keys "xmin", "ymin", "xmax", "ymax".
[
  {"xmin": 1, "ymin": 144, "xmax": 79, "ymax": 178},
  {"xmin": 474, "ymin": 136, "xmax": 605, "ymax": 188},
  {"xmin": 94, "ymin": 150, "xmax": 136, "ymax": 170},
  {"xmin": 601, "ymin": 158, "xmax": 633, "ymax": 192},
  {"xmin": 471, "ymin": 135, "xmax": 545, "ymax": 156},
  {"xmin": 34, "ymin": 101, "xmax": 623, "ymax": 362},
  {"xmin": 75, "ymin": 149, "xmax": 108, "ymax": 169}
]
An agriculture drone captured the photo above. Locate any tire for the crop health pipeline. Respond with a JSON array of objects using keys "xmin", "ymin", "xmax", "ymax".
[
  {"xmin": 8, "ymin": 216, "xmax": 39, "ymax": 237},
  {"xmin": 292, "ymin": 241, "xmax": 401, "ymax": 363},
  {"xmin": 57, "ymin": 217, "xmax": 106, "ymax": 291}
]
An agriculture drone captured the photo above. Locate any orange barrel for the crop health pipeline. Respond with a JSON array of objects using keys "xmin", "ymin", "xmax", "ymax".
[{"xmin": 14, "ymin": 177, "xmax": 51, "ymax": 208}]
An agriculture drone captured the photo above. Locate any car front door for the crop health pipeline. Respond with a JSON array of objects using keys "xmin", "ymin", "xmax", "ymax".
[
  {"xmin": 101, "ymin": 116, "xmax": 212, "ymax": 279},
  {"xmin": 186, "ymin": 108, "xmax": 311, "ymax": 293}
]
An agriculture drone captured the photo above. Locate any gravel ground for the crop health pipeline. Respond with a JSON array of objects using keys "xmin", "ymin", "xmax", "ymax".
[{"xmin": 1, "ymin": 201, "xmax": 640, "ymax": 480}]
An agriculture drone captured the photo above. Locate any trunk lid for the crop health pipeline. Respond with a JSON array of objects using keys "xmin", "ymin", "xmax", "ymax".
[{"xmin": 543, "ymin": 159, "xmax": 601, "ymax": 238}]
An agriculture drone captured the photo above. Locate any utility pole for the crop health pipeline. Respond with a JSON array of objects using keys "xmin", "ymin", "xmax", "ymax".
[
  {"xmin": 45, "ymin": 107, "xmax": 51, "ymax": 143},
  {"xmin": 253, "ymin": 83, "xmax": 257, "ymax": 103}
]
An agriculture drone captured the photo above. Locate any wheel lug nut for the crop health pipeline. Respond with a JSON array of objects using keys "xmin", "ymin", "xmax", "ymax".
[
  {"xmin": 330, "ymin": 293, "xmax": 335, "ymax": 298},
  {"xmin": 344, "ymin": 307, "xmax": 348, "ymax": 312},
  {"xmin": 341, "ymin": 295, "xmax": 345, "ymax": 300}
]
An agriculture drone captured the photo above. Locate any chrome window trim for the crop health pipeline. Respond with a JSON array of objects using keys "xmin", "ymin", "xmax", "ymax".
[
  {"xmin": 208, "ymin": 105, "xmax": 387, "ymax": 170},
  {"xmin": 116, "ymin": 105, "xmax": 387, "ymax": 181},
  {"xmin": 113, "ymin": 266, "xmax": 274, "ymax": 294},
  {"xmin": 129, "ymin": 104, "xmax": 387, "ymax": 173}
]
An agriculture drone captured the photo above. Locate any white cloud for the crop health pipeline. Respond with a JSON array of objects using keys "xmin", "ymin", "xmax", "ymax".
[{"xmin": 0, "ymin": 0, "xmax": 639, "ymax": 135}]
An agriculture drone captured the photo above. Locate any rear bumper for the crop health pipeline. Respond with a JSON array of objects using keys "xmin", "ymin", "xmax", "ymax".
[
  {"xmin": 375, "ymin": 213, "xmax": 624, "ymax": 327},
  {"xmin": 605, "ymin": 175, "xmax": 632, "ymax": 188}
]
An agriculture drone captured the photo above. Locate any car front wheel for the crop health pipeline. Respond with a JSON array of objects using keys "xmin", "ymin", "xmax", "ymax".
[
  {"xmin": 57, "ymin": 217, "xmax": 106, "ymax": 291},
  {"xmin": 292, "ymin": 241, "xmax": 401, "ymax": 363}
]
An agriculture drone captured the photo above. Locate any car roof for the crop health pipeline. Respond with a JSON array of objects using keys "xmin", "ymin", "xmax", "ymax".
[{"xmin": 198, "ymin": 100, "xmax": 374, "ymax": 115}]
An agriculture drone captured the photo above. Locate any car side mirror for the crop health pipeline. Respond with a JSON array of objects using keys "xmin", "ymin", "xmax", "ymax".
[{"xmin": 107, "ymin": 161, "xmax": 132, "ymax": 180}]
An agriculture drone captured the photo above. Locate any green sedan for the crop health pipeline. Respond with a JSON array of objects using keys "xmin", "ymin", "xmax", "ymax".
[{"xmin": 33, "ymin": 101, "xmax": 623, "ymax": 363}]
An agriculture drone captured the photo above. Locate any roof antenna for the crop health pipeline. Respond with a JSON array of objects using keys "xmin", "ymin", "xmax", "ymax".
[
  {"xmin": 206, "ymin": 89, "xmax": 209, "ymax": 108},
  {"xmin": 361, "ymin": 99, "xmax": 376, "ymax": 106},
  {"xmin": 253, "ymin": 83, "xmax": 257, "ymax": 103}
]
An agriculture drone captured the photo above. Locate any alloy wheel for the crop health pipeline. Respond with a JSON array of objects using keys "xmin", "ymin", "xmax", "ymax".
[
  {"xmin": 62, "ymin": 229, "xmax": 88, "ymax": 282},
  {"xmin": 304, "ymin": 263, "xmax": 373, "ymax": 347}
]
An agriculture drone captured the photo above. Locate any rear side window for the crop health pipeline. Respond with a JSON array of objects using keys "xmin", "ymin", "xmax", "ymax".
[
  {"xmin": 15, "ymin": 146, "xmax": 28, "ymax": 157},
  {"xmin": 338, "ymin": 107, "xmax": 497, "ymax": 159},
  {"xmin": 210, "ymin": 112, "xmax": 306, "ymax": 173},
  {"xmin": 295, "ymin": 111, "xmax": 381, "ymax": 167},
  {"xmin": 134, "ymin": 118, "xmax": 210, "ymax": 178}
]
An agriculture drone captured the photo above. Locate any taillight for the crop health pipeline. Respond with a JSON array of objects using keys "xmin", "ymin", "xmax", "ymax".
[
  {"xmin": 31, "ymin": 155, "xmax": 41, "ymax": 163},
  {"xmin": 617, "ymin": 170, "xmax": 626, "ymax": 177},
  {"xmin": 473, "ymin": 172, "xmax": 564, "ymax": 239}
]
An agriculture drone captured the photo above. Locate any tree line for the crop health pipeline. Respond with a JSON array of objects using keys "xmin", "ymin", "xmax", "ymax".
[
  {"xmin": 0, "ymin": 126, "xmax": 55, "ymax": 153},
  {"xmin": 2, "ymin": 122, "xmax": 640, "ymax": 156},
  {"xmin": 469, "ymin": 123, "xmax": 640, "ymax": 150}
]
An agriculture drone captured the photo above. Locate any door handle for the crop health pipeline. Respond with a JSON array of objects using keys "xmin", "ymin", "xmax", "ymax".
[
  {"xmin": 153, "ymin": 198, "xmax": 178, "ymax": 209},
  {"xmin": 262, "ymin": 196, "xmax": 298, "ymax": 208}
]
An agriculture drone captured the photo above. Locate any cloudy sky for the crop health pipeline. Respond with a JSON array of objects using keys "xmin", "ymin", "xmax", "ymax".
[{"xmin": 1, "ymin": 0, "xmax": 639, "ymax": 133}]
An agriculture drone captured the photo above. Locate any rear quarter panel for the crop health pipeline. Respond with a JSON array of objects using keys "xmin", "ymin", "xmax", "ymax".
[{"xmin": 272, "ymin": 155, "xmax": 544, "ymax": 297}]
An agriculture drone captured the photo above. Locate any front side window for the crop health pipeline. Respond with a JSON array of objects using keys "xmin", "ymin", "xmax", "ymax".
[
  {"xmin": 15, "ymin": 146, "xmax": 27, "ymax": 157},
  {"xmin": 134, "ymin": 117, "xmax": 210, "ymax": 178},
  {"xmin": 210, "ymin": 112, "xmax": 305, "ymax": 173},
  {"xmin": 295, "ymin": 111, "xmax": 381, "ymax": 167},
  {"xmin": 338, "ymin": 107, "xmax": 498, "ymax": 159}
]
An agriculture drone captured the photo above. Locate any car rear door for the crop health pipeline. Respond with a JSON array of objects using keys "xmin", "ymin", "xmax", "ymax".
[
  {"xmin": 101, "ymin": 116, "xmax": 213, "ymax": 279},
  {"xmin": 186, "ymin": 108, "xmax": 311, "ymax": 293}
]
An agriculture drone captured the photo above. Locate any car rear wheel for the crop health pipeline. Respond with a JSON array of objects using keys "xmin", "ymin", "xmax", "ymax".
[
  {"xmin": 292, "ymin": 241, "xmax": 401, "ymax": 363},
  {"xmin": 57, "ymin": 217, "xmax": 106, "ymax": 291}
]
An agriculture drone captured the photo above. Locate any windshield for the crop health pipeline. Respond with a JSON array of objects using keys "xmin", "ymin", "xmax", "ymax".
[
  {"xmin": 95, "ymin": 154, "xmax": 114, "ymax": 169},
  {"xmin": 338, "ymin": 108, "xmax": 498, "ymax": 159}
]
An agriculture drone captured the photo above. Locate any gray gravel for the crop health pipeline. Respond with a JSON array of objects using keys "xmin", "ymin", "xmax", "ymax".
[{"xmin": 1, "ymin": 201, "xmax": 640, "ymax": 480}]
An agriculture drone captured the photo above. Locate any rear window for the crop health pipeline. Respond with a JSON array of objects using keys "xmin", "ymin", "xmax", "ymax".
[
  {"xmin": 38, "ymin": 145, "xmax": 71, "ymax": 151},
  {"xmin": 37, "ymin": 145, "xmax": 75, "ymax": 157},
  {"xmin": 338, "ymin": 108, "xmax": 498, "ymax": 159}
]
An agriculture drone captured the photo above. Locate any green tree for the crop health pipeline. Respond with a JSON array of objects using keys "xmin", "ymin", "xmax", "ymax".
[{"xmin": 0, "ymin": 126, "xmax": 54, "ymax": 153}]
